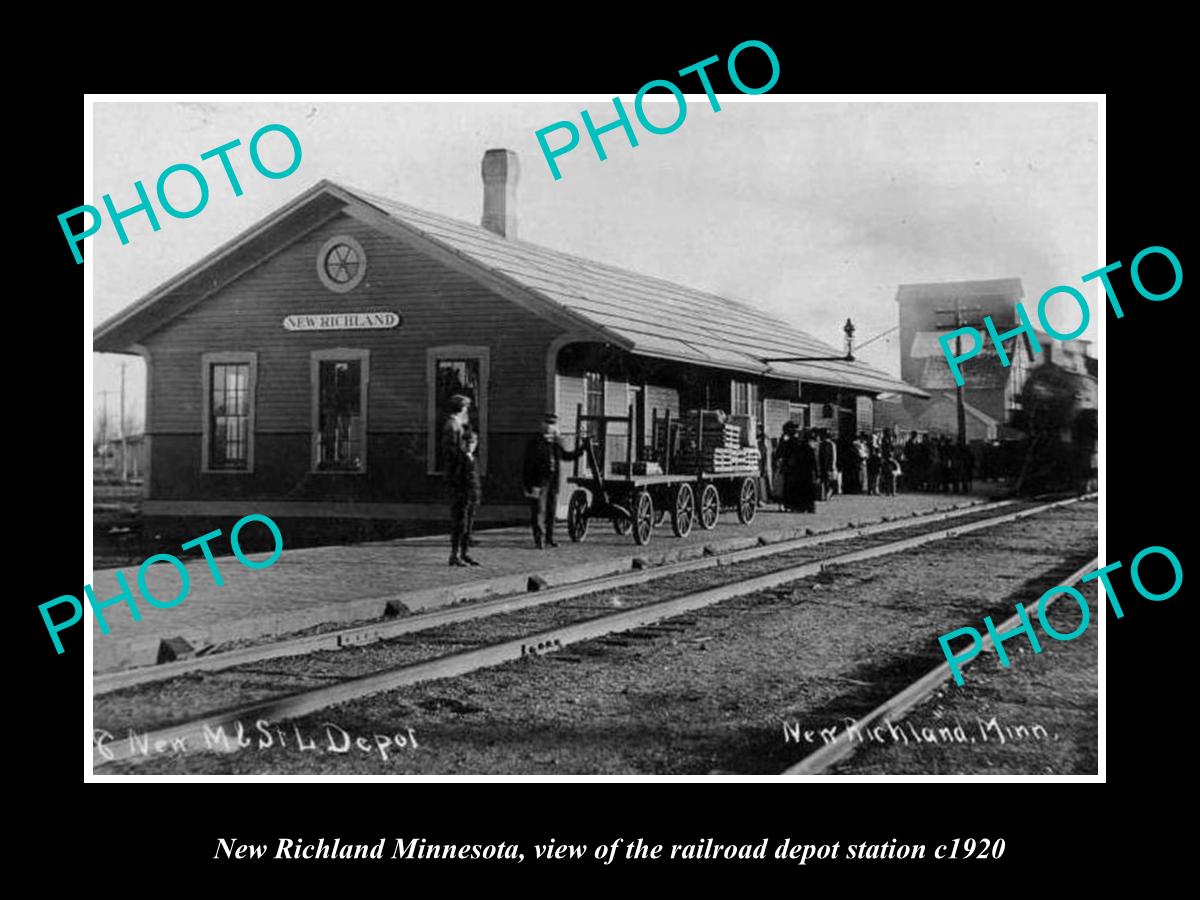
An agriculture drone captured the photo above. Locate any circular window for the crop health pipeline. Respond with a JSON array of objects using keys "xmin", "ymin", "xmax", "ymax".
[{"xmin": 317, "ymin": 235, "xmax": 366, "ymax": 293}]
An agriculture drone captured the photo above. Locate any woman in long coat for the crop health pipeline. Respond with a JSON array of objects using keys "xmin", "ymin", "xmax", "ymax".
[
  {"xmin": 779, "ymin": 424, "xmax": 818, "ymax": 513},
  {"xmin": 839, "ymin": 433, "xmax": 859, "ymax": 494},
  {"xmin": 772, "ymin": 424, "xmax": 793, "ymax": 508}
]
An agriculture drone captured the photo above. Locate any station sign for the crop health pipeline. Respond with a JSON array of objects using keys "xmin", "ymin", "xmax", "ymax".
[{"xmin": 283, "ymin": 311, "xmax": 401, "ymax": 332}]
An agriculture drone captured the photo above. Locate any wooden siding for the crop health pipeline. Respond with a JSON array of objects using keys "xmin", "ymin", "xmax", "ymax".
[
  {"xmin": 556, "ymin": 374, "xmax": 584, "ymax": 439},
  {"xmin": 143, "ymin": 213, "xmax": 564, "ymax": 504},
  {"xmin": 555, "ymin": 374, "xmax": 585, "ymax": 510},
  {"xmin": 645, "ymin": 384, "xmax": 680, "ymax": 433}
]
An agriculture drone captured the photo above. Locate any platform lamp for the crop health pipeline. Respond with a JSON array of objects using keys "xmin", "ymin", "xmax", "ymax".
[
  {"xmin": 760, "ymin": 318, "xmax": 858, "ymax": 364},
  {"xmin": 758, "ymin": 319, "xmax": 860, "ymax": 438}
]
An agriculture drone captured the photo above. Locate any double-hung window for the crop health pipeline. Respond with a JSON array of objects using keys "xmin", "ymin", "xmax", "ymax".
[
  {"xmin": 311, "ymin": 349, "xmax": 369, "ymax": 473},
  {"xmin": 202, "ymin": 352, "xmax": 257, "ymax": 473},
  {"xmin": 730, "ymin": 380, "xmax": 757, "ymax": 417}
]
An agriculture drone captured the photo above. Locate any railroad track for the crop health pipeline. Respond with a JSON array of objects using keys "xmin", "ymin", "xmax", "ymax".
[
  {"xmin": 97, "ymin": 498, "xmax": 1016, "ymax": 694},
  {"xmin": 94, "ymin": 493, "xmax": 1093, "ymax": 769},
  {"xmin": 782, "ymin": 555, "xmax": 1099, "ymax": 776}
]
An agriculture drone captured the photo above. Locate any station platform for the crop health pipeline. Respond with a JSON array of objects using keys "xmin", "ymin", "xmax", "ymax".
[{"xmin": 89, "ymin": 490, "xmax": 1002, "ymax": 674}]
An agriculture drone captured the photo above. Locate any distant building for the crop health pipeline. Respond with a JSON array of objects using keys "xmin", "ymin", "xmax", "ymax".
[
  {"xmin": 874, "ymin": 392, "xmax": 999, "ymax": 441},
  {"xmin": 886, "ymin": 278, "xmax": 1094, "ymax": 440},
  {"xmin": 913, "ymin": 394, "xmax": 999, "ymax": 441},
  {"xmin": 895, "ymin": 278, "xmax": 1034, "ymax": 431}
]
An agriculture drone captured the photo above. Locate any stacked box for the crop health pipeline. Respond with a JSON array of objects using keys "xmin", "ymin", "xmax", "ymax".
[
  {"xmin": 676, "ymin": 411, "xmax": 760, "ymax": 473},
  {"xmin": 728, "ymin": 414, "xmax": 758, "ymax": 447},
  {"xmin": 679, "ymin": 421, "xmax": 729, "ymax": 443}
]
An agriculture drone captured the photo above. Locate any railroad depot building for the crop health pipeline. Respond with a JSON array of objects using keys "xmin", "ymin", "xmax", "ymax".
[{"xmin": 94, "ymin": 149, "xmax": 926, "ymax": 542}]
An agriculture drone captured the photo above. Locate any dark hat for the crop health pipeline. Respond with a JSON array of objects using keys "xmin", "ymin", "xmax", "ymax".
[
  {"xmin": 782, "ymin": 421, "xmax": 798, "ymax": 433},
  {"xmin": 542, "ymin": 412, "xmax": 559, "ymax": 424}
]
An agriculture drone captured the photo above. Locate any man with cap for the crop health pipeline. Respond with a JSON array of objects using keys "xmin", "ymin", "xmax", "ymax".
[
  {"xmin": 522, "ymin": 413, "xmax": 586, "ymax": 548},
  {"xmin": 442, "ymin": 394, "xmax": 479, "ymax": 567}
]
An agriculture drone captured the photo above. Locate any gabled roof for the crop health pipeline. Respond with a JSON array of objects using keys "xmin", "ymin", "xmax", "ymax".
[
  {"xmin": 95, "ymin": 180, "xmax": 927, "ymax": 398},
  {"xmin": 921, "ymin": 391, "xmax": 1000, "ymax": 427},
  {"xmin": 93, "ymin": 182, "xmax": 350, "ymax": 351}
]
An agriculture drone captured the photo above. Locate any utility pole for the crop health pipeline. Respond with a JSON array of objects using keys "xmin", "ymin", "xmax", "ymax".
[
  {"xmin": 933, "ymin": 299, "xmax": 984, "ymax": 448},
  {"xmin": 98, "ymin": 390, "xmax": 116, "ymax": 477},
  {"xmin": 119, "ymin": 361, "xmax": 128, "ymax": 484}
]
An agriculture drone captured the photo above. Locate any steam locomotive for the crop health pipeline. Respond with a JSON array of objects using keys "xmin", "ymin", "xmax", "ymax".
[{"xmin": 1007, "ymin": 363, "xmax": 1097, "ymax": 494}]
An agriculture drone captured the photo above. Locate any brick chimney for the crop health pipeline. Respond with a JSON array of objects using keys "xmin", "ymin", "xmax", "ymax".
[{"xmin": 481, "ymin": 148, "xmax": 519, "ymax": 239}]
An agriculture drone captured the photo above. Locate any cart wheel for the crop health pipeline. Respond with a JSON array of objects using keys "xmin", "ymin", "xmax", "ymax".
[
  {"xmin": 612, "ymin": 512, "xmax": 632, "ymax": 535},
  {"xmin": 698, "ymin": 483, "xmax": 720, "ymax": 530},
  {"xmin": 632, "ymin": 490, "xmax": 654, "ymax": 546},
  {"xmin": 671, "ymin": 482, "xmax": 695, "ymax": 537},
  {"xmin": 567, "ymin": 489, "xmax": 590, "ymax": 542},
  {"xmin": 737, "ymin": 477, "xmax": 758, "ymax": 524}
]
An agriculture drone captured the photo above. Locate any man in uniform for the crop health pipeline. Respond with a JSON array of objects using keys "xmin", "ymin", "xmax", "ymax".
[
  {"xmin": 442, "ymin": 394, "xmax": 479, "ymax": 567},
  {"xmin": 522, "ymin": 413, "xmax": 585, "ymax": 548}
]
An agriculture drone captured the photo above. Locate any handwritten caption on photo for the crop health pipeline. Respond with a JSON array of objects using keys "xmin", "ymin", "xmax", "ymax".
[
  {"xmin": 44, "ymin": 513, "xmax": 283, "ymax": 654},
  {"xmin": 95, "ymin": 718, "xmax": 417, "ymax": 763},
  {"xmin": 783, "ymin": 715, "xmax": 1051, "ymax": 747}
]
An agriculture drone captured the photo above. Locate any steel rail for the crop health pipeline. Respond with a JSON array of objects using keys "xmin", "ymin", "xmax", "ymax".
[
  {"xmin": 94, "ymin": 494, "xmax": 1091, "ymax": 769},
  {"xmin": 96, "ymin": 499, "xmax": 1020, "ymax": 694},
  {"xmin": 781, "ymin": 556, "xmax": 1100, "ymax": 776}
]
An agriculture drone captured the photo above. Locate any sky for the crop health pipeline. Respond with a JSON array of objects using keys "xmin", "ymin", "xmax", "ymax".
[{"xmin": 90, "ymin": 99, "xmax": 1099, "ymax": 434}]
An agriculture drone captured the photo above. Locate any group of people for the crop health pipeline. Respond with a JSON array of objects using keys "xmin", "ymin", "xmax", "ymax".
[
  {"xmin": 443, "ymin": 393, "xmax": 980, "ymax": 564},
  {"xmin": 767, "ymin": 424, "xmax": 975, "ymax": 514},
  {"xmin": 771, "ymin": 425, "xmax": 903, "ymax": 512},
  {"xmin": 442, "ymin": 394, "xmax": 584, "ymax": 567},
  {"xmin": 899, "ymin": 432, "xmax": 976, "ymax": 494},
  {"xmin": 772, "ymin": 425, "xmax": 837, "ymax": 513}
]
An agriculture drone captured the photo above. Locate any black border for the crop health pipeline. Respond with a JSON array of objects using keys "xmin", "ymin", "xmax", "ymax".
[{"xmin": 23, "ymin": 25, "xmax": 1187, "ymax": 884}]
